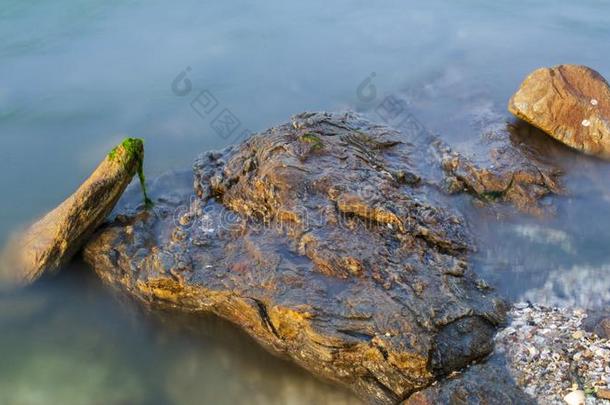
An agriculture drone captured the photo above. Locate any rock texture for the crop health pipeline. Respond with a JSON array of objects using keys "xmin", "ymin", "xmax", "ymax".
[
  {"xmin": 583, "ymin": 311, "xmax": 610, "ymax": 340},
  {"xmin": 0, "ymin": 138, "xmax": 146, "ymax": 285},
  {"xmin": 509, "ymin": 64, "xmax": 610, "ymax": 159},
  {"xmin": 437, "ymin": 124, "xmax": 563, "ymax": 216},
  {"xmin": 403, "ymin": 361, "xmax": 534, "ymax": 405},
  {"xmin": 84, "ymin": 112, "xmax": 560, "ymax": 403}
]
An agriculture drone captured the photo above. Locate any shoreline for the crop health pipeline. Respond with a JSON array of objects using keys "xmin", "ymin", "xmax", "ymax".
[{"xmin": 496, "ymin": 303, "xmax": 610, "ymax": 404}]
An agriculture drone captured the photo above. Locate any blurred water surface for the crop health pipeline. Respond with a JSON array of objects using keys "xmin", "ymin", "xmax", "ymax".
[{"xmin": 1, "ymin": 0, "xmax": 610, "ymax": 403}]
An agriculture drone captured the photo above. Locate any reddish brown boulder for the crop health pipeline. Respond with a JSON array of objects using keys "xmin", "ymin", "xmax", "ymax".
[
  {"xmin": 509, "ymin": 64, "xmax": 610, "ymax": 159},
  {"xmin": 84, "ymin": 113, "xmax": 510, "ymax": 404}
]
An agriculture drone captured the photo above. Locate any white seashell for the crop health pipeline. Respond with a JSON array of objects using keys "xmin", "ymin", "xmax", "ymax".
[
  {"xmin": 563, "ymin": 390, "xmax": 585, "ymax": 405},
  {"xmin": 527, "ymin": 346, "xmax": 539, "ymax": 357},
  {"xmin": 581, "ymin": 119, "xmax": 591, "ymax": 127}
]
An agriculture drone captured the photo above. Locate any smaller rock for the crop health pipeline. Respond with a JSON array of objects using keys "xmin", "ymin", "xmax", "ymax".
[
  {"xmin": 178, "ymin": 213, "xmax": 192, "ymax": 226},
  {"xmin": 509, "ymin": 64, "xmax": 610, "ymax": 160},
  {"xmin": 594, "ymin": 318, "xmax": 610, "ymax": 339},
  {"xmin": 572, "ymin": 330, "xmax": 584, "ymax": 340},
  {"xmin": 583, "ymin": 311, "xmax": 610, "ymax": 339},
  {"xmin": 563, "ymin": 389, "xmax": 585, "ymax": 405}
]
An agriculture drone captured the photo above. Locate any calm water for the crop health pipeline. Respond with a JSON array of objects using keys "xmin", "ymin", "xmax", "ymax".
[{"xmin": 1, "ymin": 0, "xmax": 610, "ymax": 403}]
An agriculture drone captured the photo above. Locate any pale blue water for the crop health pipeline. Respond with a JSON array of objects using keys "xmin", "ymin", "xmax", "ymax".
[{"xmin": 1, "ymin": 1, "xmax": 610, "ymax": 403}]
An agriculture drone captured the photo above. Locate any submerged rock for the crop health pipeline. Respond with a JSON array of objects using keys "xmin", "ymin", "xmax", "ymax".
[
  {"xmin": 0, "ymin": 138, "xmax": 149, "ymax": 285},
  {"xmin": 84, "ymin": 112, "xmax": 560, "ymax": 403},
  {"xmin": 509, "ymin": 64, "xmax": 610, "ymax": 160},
  {"xmin": 437, "ymin": 123, "xmax": 563, "ymax": 216}
]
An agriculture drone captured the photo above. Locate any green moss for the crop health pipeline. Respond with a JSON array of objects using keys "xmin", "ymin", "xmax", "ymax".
[
  {"xmin": 300, "ymin": 132, "xmax": 324, "ymax": 150},
  {"xmin": 480, "ymin": 190, "xmax": 505, "ymax": 201},
  {"xmin": 108, "ymin": 138, "xmax": 153, "ymax": 208}
]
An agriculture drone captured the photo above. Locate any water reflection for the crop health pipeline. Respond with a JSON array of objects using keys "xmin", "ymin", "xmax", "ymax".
[
  {"xmin": 469, "ymin": 123, "xmax": 610, "ymax": 309},
  {"xmin": 380, "ymin": 61, "xmax": 610, "ymax": 310},
  {"xmin": 0, "ymin": 262, "xmax": 358, "ymax": 404}
]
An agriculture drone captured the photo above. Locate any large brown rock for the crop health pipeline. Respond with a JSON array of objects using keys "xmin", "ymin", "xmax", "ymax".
[
  {"xmin": 0, "ymin": 138, "xmax": 148, "ymax": 285},
  {"xmin": 82, "ymin": 112, "xmax": 559, "ymax": 403},
  {"xmin": 509, "ymin": 64, "xmax": 610, "ymax": 159}
]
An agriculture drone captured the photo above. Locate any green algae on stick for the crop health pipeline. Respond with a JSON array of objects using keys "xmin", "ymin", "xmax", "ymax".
[{"xmin": 108, "ymin": 138, "xmax": 153, "ymax": 207}]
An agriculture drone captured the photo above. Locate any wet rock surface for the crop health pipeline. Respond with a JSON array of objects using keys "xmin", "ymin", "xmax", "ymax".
[
  {"xmin": 83, "ymin": 112, "xmax": 562, "ymax": 403},
  {"xmin": 437, "ymin": 122, "xmax": 563, "ymax": 216},
  {"xmin": 583, "ymin": 311, "xmax": 610, "ymax": 340},
  {"xmin": 509, "ymin": 64, "xmax": 610, "ymax": 160},
  {"xmin": 403, "ymin": 359, "xmax": 534, "ymax": 405}
]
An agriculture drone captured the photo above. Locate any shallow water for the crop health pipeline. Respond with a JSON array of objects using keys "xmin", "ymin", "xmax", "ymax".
[{"xmin": 1, "ymin": 0, "xmax": 610, "ymax": 403}]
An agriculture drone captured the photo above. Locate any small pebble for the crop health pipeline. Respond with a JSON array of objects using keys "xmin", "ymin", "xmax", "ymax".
[
  {"xmin": 179, "ymin": 214, "xmax": 192, "ymax": 226},
  {"xmin": 582, "ymin": 119, "xmax": 591, "ymax": 127},
  {"xmin": 591, "ymin": 99, "xmax": 599, "ymax": 106},
  {"xmin": 572, "ymin": 330, "xmax": 584, "ymax": 339}
]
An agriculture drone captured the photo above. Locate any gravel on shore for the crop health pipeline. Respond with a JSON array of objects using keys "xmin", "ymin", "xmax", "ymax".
[{"xmin": 495, "ymin": 303, "xmax": 610, "ymax": 405}]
